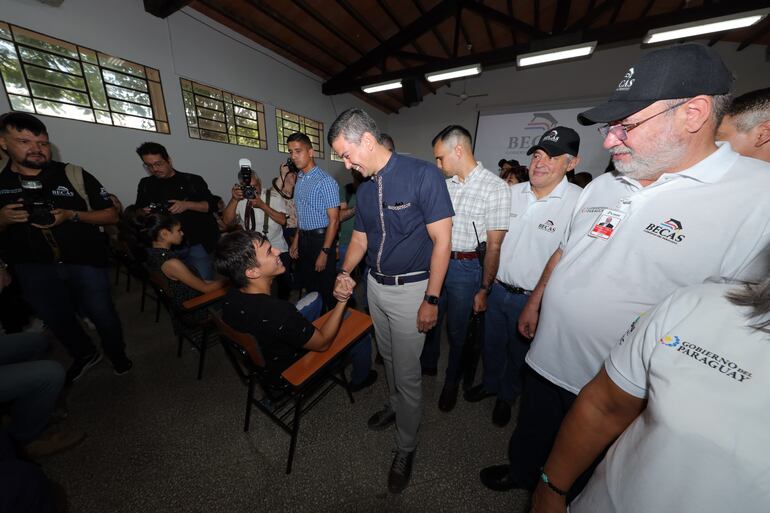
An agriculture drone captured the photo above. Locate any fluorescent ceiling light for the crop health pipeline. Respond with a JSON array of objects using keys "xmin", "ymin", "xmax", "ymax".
[
  {"xmin": 425, "ymin": 64, "xmax": 481, "ymax": 83},
  {"xmin": 644, "ymin": 9, "xmax": 769, "ymax": 44},
  {"xmin": 517, "ymin": 41, "xmax": 597, "ymax": 67},
  {"xmin": 362, "ymin": 80, "xmax": 402, "ymax": 94}
]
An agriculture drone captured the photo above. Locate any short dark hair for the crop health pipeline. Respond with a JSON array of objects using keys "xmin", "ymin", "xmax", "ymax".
[
  {"xmin": 327, "ymin": 108, "xmax": 381, "ymax": 146},
  {"xmin": 0, "ymin": 112, "xmax": 47, "ymax": 136},
  {"xmin": 214, "ymin": 231, "xmax": 266, "ymax": 288},
  {"xmin": 380, "ymin": 133, "xmax": 396, "ymax": 152},
  {"xmin": 726, "ymin": 87, "xmax": 770, "ymax": 132},
  {"xmin": 431, "ymin": 125, "xmax": 472, "ymax": 148},
  {"xmin": 286, "ymin": 132, "xmax": 312, "ymax": 149},
  {"xmin": 133, "ymin": 212, "xmax": 180, "ymax": 245},
  {"xmin": 136, "ymin": 142, "xmax": 170, "ymax": 161}
]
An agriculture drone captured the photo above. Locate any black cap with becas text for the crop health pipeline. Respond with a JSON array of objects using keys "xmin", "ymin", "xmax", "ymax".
[
  {"xmin": 526, "ymin": 126, "xmax": 580, "ymax": 157},
  {"xmin": 577, "ymin": 44, "xmax": 734, "ymax": 126}
]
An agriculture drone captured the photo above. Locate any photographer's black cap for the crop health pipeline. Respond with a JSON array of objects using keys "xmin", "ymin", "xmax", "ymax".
[
  {"xmin": 577, "ymin": 44, "xmax": 734, "ymax": 126},
  {"xmin": 527, "ymin": 126, "xmax": 580, "ymax": 157}
]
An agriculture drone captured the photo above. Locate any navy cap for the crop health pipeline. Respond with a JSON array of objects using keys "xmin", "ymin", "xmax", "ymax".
[
  {"xmin": 578, "ymin": 44, "xmax": 734, "ymax": 126},
  {"xmin": 527, "ymin": 126, "xmax": 580, "ymax": 157}
]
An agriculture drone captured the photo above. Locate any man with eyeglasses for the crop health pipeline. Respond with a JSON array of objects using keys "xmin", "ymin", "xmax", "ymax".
[
  {"xmin": 480, "ymin": 44, "xmax": 770, "ymax": 501},
  {"xmin": 135, "ymin": 142, "xmax": 220, "ymax": 279}
]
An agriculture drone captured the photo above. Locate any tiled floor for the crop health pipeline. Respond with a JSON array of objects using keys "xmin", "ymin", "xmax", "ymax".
[{"xmin": 40, "ymin": 275, "xmax": 531, "ymax": 512}]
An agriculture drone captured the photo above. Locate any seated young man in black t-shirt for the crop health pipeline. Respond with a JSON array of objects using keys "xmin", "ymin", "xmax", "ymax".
[{"xmin": 213, "ymin": 231, "xmax": 376, "ymax": 387}]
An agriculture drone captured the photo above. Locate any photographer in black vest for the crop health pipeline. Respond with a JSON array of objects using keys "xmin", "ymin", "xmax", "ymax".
[{"xmin": 0, "ymin": 112, "xmax": 132, "ymax": 383}]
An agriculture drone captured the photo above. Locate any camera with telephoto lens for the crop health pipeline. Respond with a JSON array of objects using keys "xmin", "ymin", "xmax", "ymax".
[
  {"xmin": 285, "ymin": 157, "xmax": 299, "ymax": 176},
  {"xmin": 238, "ymin": 158, "xmax": 257, "ymax": 200},
  {"xmin": 20, "ymin": 179, "xmax": 55, "ymax": 225},
  {"xmin": 147, "ymin": 201, "xmax": 171, "ymax": 214}
]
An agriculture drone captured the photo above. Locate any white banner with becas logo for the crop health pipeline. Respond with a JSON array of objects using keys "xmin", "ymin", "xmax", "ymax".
[{"xmin": 474, "ymin": 107, "xmax": 610, "ymax": 177}]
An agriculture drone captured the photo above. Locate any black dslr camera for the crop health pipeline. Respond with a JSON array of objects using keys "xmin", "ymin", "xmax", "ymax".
[
  {"xmin": 147, "ymin": 201, "xmax": 171, "ymax": 214},
  {"xmin": 285, "ymin": 157, "xmax": 299, "ymax": 176},
  {"xmin": 238, "ymin": 158, "xmax": 257, "ymax": 200},
  {"xmin": 20, "ymin": 179, "xmax": 55, "ymax": 225}
]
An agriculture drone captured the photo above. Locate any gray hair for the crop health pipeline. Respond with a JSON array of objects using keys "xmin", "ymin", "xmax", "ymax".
[
  {"xmin": 727, "ymin": 276, "xmax": 770, "ymax": 332},
  {"xmin": 665, "ymin": 94, "xmax": 733, "ymax": 127},
  {"xmin": 328, "ymin": 108, "xmax": 382, "ymax": 146},
  {"xmin": 725, "ymin": 87, "xmax": 770, "ymax": 132}
]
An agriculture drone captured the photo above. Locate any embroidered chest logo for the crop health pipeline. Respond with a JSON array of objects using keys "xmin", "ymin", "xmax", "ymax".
[
  {"xmin": 659, "ymin": 336, "xmax": 752, "ymax": 383},
  {"xmin": 644, "ymin": 218, "xmax": 685, "ymax": 244},
  {"xmin": 52, "ymin": 185, "xmax": 74, "ymax": 197},
  {"xmin": 617, "ymin": 67, "xmax": 635, "ymax": 91},
  {"xmin": 537, "ymin": 219, "xmax": 556, "ymax": 233}
]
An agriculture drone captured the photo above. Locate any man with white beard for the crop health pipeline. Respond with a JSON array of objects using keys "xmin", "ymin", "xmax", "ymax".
[{"xmin": 479, "ymin": 43, "xmax": 770, "ymax": 500}]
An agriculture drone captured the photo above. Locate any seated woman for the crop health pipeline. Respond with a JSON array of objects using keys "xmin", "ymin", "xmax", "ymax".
[{"xmin": 137, "ymin": 213, "xmax": 225, "ymax": 316}]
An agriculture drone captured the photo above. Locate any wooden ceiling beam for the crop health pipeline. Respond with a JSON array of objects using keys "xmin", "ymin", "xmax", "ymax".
[
  {"xmin": 463, "ymin": 1, "xmax": 547, "ymax": 38},
  {"xmin": 567, "ymin": 0, "xmax": 623, "ymax": 31},
  {"xmin": 413, "ymin": 0, "xmax": 453, "ymax": 58},
  {"xmin": 144, "ymin": 0, "xmax": 191, "ymax": 18},
  {"xmin": 291, "ymin": 0, "xmax": 366, "ymax": 58},
  {"xmin": 737, "ymin": 16, "xmax": 770, "ymax": 51},
  {"xmin": 477, "ymin": 0, "xmax": 497, "ymax": 48},
  {"xmin": 552, "ymin": 0, "xmax": 571, "ymax": 35},
  {"xmin": 506, "ymin": 0, "xmax": 517, "ymax": 44}
]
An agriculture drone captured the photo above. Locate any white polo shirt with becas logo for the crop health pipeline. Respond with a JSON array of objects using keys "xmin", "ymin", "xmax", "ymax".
[
  {"xmin": 572, "ymin": 282, "xmax": 770, "ymax": 513},
  {"xmin": 526, "ymin": 142, "xmax": 770, "ymax": 394},
  {"xmin": 497, "ymin": 176, "xmax": 582, "ymax": 291}
]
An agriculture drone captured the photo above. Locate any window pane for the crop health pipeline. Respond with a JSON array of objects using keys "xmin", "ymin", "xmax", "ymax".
[
  {"xmin": 0, "ymin": 22, "xmax": 11, "ymax": 41},
  {"xmin": 95, "ymin": 110, "xmax": 112, "ymax": 124},
  {"xmin": 236, "ymin": 116, "xmax": 257, "ymax": 129},
  {"xmin": 83, "ymin": 63, "xmax": 108, "ymax": 109},
  {"xmin": 98, "ymin": 52, "xmax": 146, "ymax": 78},
  {"xmin": 25, "ymin": 64, "xmax": 86, "ymax": 91},
  {"xmin": 79, "ymin": 48, "xmax": 97, "ymax": 64},
  {"xmin": 146, "ymin": 68, "xmax": 160, "ymax": 82},
  {"xmin": 200, "ymin": 129, "xmax": 229, "ymax": 143},
  {"xmin": 0, "ymin": 40, "xmax": 29, "ymax": 95},
  {"xmin": 101, "ymin": 69, "xmax": 147, "ymax": 92},
  {"xmin": 238, "ymin": 136, "xmax": 260, "ymax": 148},
  {"xmin": 113, "ymin": 113, "xmax": 156, "ymax": 131},
  {"xmin": 198, "ymin": 117, "xmax": 226, "ymax": 132},
  {"xmin": 189, "ymin": 127, "xmax": 200, "ymax": 138},
  {"xmin": 19, "ymin": 46, "xmax": 81, "ymax": 74},
  {"xmin": 197, "ymin": 106, "xmax": 225, "ymax": 122},
  {"xmin": 182, "ymin": 91, "xmax": 197, "ymax": 126},
  {"xmin": 9, "ymin": 94, "xmax": 34, "ymax": 112},
  {"xmin": 109, "ymin": 99, "xmax": 152, "ymax": 118},
  {"xmin": 233, "ymin": 105, "xmax": 256, "ymax": 120},
  {"xmin": 194, "ymin": 95, "xmax": 222, "ymax": 111},
  {"xmin": 193, "ymin": 83, "xmax": 221, "ymax": 100},
  {"xmin": 12, "ymin": 27, "xmax": 78, "ymax": 59},
  {"xmin": 34, "ymin": 98, "xmax": 94, "ymax": 122},
  {"xmin": 237, "ymin": 127, "xmax": 260, "ymax": 139},
  {"xmin": 105, "ymin": 84, "xmax": 151, "ymax": 105},
  {"xmin": 147, "ymin": 81, "xmax": 167, "ymax": 122},
  {"xmin": 156, "ymin": 121, "xmax": 169, "ymax": 134},
  {"xmin": 30, "ymin": 82, "xmax": 90, "ymax": 106}
]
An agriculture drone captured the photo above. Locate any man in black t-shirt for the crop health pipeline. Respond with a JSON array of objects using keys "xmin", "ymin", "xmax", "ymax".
[
  {"xmin": 214, "ymin": 231, "xmax": 377, "ymax": 387},
  {"xmin": 135, "ymin": 142, "xmax": 219, "ymax": 279},
  {"xmin": 0, "ymin": 113, "xmax": 132, "ymax": 382}
]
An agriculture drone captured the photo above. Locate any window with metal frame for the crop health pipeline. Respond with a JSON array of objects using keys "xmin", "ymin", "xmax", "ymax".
[
  {"xmin": 275, "ymin": 108, "xmax": 325, "ymax": 159},
  {"xmin": 0, "ymin": 21, "xmax": 169, "ymax": 133},
  {"xmin": 180, "ymin": 78, "xmax": 267, "ymax": 149}
]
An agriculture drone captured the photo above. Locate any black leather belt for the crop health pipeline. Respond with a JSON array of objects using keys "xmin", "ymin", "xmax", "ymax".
[
  {"xmin": 370, "ymin": 270, "xmax": 429, "ymax": 286},
  {"xmin": 300, "ymin": 228, "xmax": 327, "ymax": 236},
  {"xmin": 496, "ymin": 280, "xmax": 531, "ymax": 295}
]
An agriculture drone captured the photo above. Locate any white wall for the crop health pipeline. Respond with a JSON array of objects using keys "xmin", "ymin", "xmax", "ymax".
[
  {"xmin": 388, "ymin": 41, "xmax": 770, "ymax": 165},
  {"xmin": 0, "ymin": 0, "xmax": 388, "ymax": 204}
]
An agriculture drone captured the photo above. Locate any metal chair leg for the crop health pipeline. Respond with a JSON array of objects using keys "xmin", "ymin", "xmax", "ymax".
[{"xmin": 286, "ymin": 394, "xmax": 304, "ymax": 474}]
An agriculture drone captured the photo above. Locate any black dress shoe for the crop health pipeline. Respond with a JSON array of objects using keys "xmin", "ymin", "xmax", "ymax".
[
  {"xmin": 349, "ymin": 370, "xmax": 378, "ymax": 392},
  {"xmin": 479, "ymin": 464, "xmax": 528, "ymax": 492},
  {"xmin": 464, "ymin": 384, "xmax": 496, "ymax": 403},
  {"xmin": 438, "ymin": 384, "xmax": 459, "ymax": 412},
  {"xmin": 492, "ymin": 399, "xmax": 512, "ymax": 427},
  {"xmin": 388, "ymin": 449, "xmax": 415, "ymax": 493},
  {"xmin": 367, "ymin": 407, "xmax": 396, "ymax": 431}
]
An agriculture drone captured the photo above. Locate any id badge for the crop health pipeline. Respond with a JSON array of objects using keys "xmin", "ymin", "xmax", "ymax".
[{"xmin": 589, "ymin": 208, "xmax": 626, "ymax": 240}]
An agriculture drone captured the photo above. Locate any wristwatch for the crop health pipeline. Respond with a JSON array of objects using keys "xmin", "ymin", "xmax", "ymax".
[
  {"xmin": 71, "ymin": 211, "xmax": 80, "ymax": 223},
  {"xmin": 423, "ymin": 294, "xmax": 439, "ymax": 305},
  {"xmin": 321, "ymin": 247, "xmax": 332, "ymax": 255}
]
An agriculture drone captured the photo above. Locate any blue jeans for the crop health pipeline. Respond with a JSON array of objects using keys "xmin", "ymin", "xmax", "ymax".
[
  {"xmin": 482, "ymin": 283, "xmax": 530, "ymax": 403},
  {"xmin": 0, "ymin": 333, "xmax": 65, "ymax": 444},
  {"xmin": 179, "ymin": 243, "xmax": 214, "ymax": 280},
  {"xmin": 296, "ymin": 292, "xmax": 372, "ymax": 385},
  {"xmin": 421, "ymin": 259, "xmax": 481, "ymax": 385},
  {"xmin": 14, "ymin": 263, "xmax": 128, "ymax": 363}
]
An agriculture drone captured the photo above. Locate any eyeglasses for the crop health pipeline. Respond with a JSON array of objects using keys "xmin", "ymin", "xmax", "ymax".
[
  {"xmin": 142, "ymin": 161, "xmax": 167, "ymax": 170},
  {"xmin": 598, "ymin": 99, "xmax": 691, "ymax": 141}
]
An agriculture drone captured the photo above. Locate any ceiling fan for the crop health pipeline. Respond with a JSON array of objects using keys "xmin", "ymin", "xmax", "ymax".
[{"xmin": 445, "ymin": 81, "xmax": 488, "ymax": 105}]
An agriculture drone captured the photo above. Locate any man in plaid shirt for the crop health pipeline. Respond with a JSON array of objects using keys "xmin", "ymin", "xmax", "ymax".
[{"xmin": 423, "ymin": 125, "xmax": 510, "ymax": 413}]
